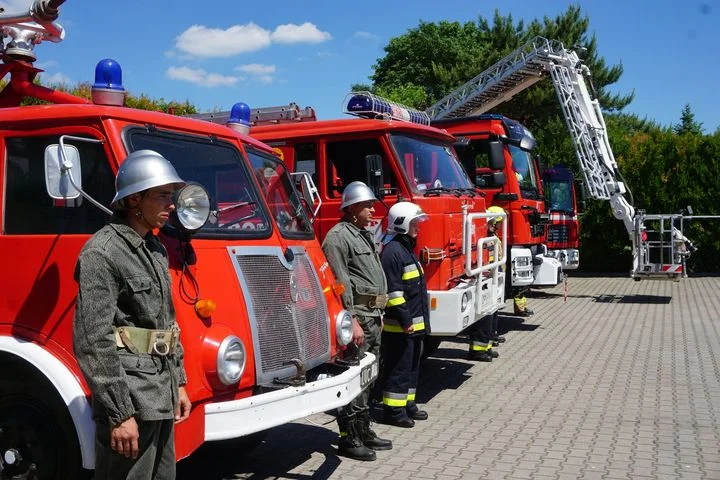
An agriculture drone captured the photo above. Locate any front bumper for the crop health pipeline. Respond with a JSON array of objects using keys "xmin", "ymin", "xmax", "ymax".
[
  {"xmin": 427, "ymin": 284, "xmax": 477, "ymax": 336},
  {"xmin": 203, "ymin": 352, "xmax": 377, "ymax": 441}
]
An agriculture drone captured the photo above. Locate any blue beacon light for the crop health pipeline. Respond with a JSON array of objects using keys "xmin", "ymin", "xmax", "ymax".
[
  {"xmin": 91, "ymin": 58, "xmax": 126, "ymax": 106},
  {"xmin": 344, "ymin": 92, "xmax": 430, "ymax": 126},
  {"xmin": 226, "ymin": 102, "xmax": 251, "ymax": 135}
]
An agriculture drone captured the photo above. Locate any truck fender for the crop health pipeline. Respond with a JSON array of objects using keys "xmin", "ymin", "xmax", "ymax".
[{"xmin": 0, "ymin": 336, "xmax": 95, "ymax": 469}]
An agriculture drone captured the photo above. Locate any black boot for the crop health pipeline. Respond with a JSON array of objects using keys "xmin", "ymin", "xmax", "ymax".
[
  {"xmin": 337, "ymin": 413, "xmax": 377, "ymax": 461},
  {"xmin": 406, "ymin": 402, "xmax": 428, "ymax": 421},
  {"xmin": 382, "ymin": 406, "xmax": 415, "ymax": 428},
  {"xmin": 489, "ymin": 349, "xmax": 499, "ymax": 358},
  {"xmin": 468, "ymin": 350, "xmax": 493, "ymax": 362},
  {"xmin": 357, "ymin": 409, "xmax": 392, "ymax": 450}
]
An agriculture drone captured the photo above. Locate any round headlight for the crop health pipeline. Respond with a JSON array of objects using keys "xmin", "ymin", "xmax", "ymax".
[
  {"xmin": 461, "ymin": 291, "xmax": 471, "ymax": 312},
  {"xmin": 336, "ymin": 310, "xmax": 353, "ymax": 346},
  {"xmin": 173, "ymin": 182, "xmax": 211, "ymax": 232},
  {"xmin": 217, "ymin": 335, "xmax": 246, "ymax": 385}
]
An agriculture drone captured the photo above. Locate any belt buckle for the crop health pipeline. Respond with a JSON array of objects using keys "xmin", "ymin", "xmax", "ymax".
[{"xmin": 151, "ymin": 331, "xmax": 171, "ymax": 356}]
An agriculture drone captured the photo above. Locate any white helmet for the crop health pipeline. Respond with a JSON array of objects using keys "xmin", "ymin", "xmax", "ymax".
[
  {"xmin": 340, "ymin": 181, "xmax": 377, "ymax": 210},
  {"xmin": 387, "ymin": 202, "xmax": 428, "ymax": 235}
]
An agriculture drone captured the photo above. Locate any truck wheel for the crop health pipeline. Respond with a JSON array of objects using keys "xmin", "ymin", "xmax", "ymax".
[
  {"xmin": 0, "ymin": 365, "xmax": 85, "ymax": 480},
  {"xmin": 422, "ymin": 337, "xmax": 443, "ymax": 360}
]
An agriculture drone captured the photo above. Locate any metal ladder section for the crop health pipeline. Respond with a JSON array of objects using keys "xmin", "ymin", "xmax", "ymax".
[
  {"xmin": 426, "ymin": 36, "xmax": 613, "ymax": 202},
  {"xmin": 426, "ymin": 36, "xmax": 564, "ymax": 120},
  {"xmin": 425, "ymin": 36, "xmax": 720, "ymax": 280},
  {"xmin": 187, "ymin": 103, "xmax": 317, "ymax": 125}
]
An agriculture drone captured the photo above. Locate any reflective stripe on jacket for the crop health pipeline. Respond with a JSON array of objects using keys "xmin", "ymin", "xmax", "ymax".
[{"xmin": 380, "ymin": 235, "xmax": 430, "ymax": 335}]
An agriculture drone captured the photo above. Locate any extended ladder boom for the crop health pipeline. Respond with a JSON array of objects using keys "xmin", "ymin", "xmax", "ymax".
[
  {"xmin": 427, "ymin": 36, "xmax": 716, "ymax": 280},
  {"xmin": 427, "ymin": 37, "xmax": 633, "ymax": 233}
]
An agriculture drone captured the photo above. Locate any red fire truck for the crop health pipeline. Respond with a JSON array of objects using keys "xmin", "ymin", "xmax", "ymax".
[
  {"xmin": 192, "ymin": 95, "xmax": 507, "ymax": 353},
  {"xmin": 433, "ymin": 114, "xmax": 563, "ymax": 290},
  {"xmin": 0, "ymin": 3, "xmax": 375, "ymax": 478},
  {"xmin": 542, "ymin": 165, "xmax": 581, "ymax": 270}
]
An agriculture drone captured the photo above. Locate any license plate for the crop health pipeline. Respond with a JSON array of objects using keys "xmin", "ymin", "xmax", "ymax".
[{"xmin": 360, "ymin": 359, "xmax": 379, "ymax": 389}]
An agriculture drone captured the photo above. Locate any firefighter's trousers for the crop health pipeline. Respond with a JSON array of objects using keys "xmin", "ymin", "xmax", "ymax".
[
  {"xmin": 338, "ymin": 314, "xmax": 382, "ymax": 419},
  {"xmin": 94, "ymin": 417, "xmax": 175, "ymax": 480},
  {"xmin": 469, "ymin": 313, "xmax": 494, "ymax": 353},
  {"xmin": 380, "ymin": 332, "xmax": 423, "ymax": 417}
]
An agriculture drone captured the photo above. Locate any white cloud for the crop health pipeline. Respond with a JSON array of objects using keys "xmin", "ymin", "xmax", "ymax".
[
  {"xmin": 175, "ymin": 24, "xmax": 271, "ymax": 58},
  {"xmin": 234, "ymin": 63, "xmax": 276, "ymax": 75},
  {"xmin": 166, "ymin": 66, "xmax": 239, "ymax": 87},
  {"xmin": 271, "ymin": 23, "xmax": 331, "ymax": 44},
  {"xmin": 353, "ymin": 31, "xmax": 378, "ymax": 40},
  {"xmin": 43, "ymin": 72, "xmax": 72, "ymax": 85},
  {"xmin": 258, "ymin": 75, "xmax": 273, "ymax": 85}
]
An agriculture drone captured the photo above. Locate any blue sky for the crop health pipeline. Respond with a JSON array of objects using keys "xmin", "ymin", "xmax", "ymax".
[{"xmin": 4, "ymin": 0, "xmax": 718, "ymax": 132}]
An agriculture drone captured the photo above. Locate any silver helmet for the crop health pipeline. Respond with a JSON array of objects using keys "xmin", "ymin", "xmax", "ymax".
[
  {"xmin": 110, "ymin": 150, "xmax": 185, "ymax": 208},
  {"xmin": 340, "ymin": 181, "xmax": 377, "ymax": 210}
]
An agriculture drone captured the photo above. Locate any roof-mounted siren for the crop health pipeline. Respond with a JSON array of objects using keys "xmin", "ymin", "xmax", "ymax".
[
  {"xmin": 343, "ymin": 91, "xmax": 430, "ymax": 126},
  {"xmin": 91, "ymin": 58, "xmax": 126, "ymax": 106},
  {"xmin": 226, "ymin": 102, "xmax": 251, "ymax": 135}
]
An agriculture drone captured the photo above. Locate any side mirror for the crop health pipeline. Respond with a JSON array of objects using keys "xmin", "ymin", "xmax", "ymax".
[
  {"xmin": 488, "ymin": 141, "xmax": 505, "ymax": 170},
  {"xmin": 492, "ymin": 171, "xmax": 506, "ymax": 186},
  {"xmin": 44, "ymin": 144, "xmax": 83, "ymax": 200},
  {"xmin": 575, "ymin": 180, "xmax": 586, "ymax": 213},
  {"xmin": 364, "ymin": 154, "xmax": 384, "ymax": 198},
  {"xmin": 291, "ymin": 171, "xmax": 321, "ymax": 220}
]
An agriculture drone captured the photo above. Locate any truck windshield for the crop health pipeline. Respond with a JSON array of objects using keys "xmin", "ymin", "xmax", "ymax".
[
  {"xmin": 509, "ymin": 145, "xmax": 541, "ymax": 199},
  {"xmin": 389, "ymin": 133, "xmax": 473, "ymax": 194},
  {"xmin": 545, "ymin": 180, "xmax": 574, "ymax": 213},
  {"xmin": 125, "ymin": 127, "xmax": 271, "ymax": 237},
  {"xmin": 245, "ymin": 148, "xmax": 314, "ymax": 239}
]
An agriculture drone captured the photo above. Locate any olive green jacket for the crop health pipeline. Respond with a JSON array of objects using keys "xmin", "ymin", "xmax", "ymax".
[
  {"xmin": 73, "ymin": 218, "xmax": 186, "ymax": 425},
  {"xmin": 322, "ymin": 219, "xmax": 387, "ymax": 318}
]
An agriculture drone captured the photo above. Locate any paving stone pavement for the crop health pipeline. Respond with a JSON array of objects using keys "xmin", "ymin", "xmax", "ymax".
[{"xmin": 178, "ymin": 276, "xmax": 720, "ymax": 480}]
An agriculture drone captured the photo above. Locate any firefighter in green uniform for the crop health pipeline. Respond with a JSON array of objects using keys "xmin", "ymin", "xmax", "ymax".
[
  {"xmin": 322, "ymin": 181, "xmax": 392, "ymax": 461},
  {"xmin": 73, "ymin": 150, "xmax": 191, "ymax": 479},
  {"xmin": 380, "ymin": 202, "xmax": 431, "ymax": 427}
]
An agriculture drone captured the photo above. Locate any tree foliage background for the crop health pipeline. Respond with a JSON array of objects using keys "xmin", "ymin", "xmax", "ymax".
[
  {"xmin": 0, "ymin": 78, "xmax": 198, "ymax": 115},
  {"xmin": 358, "ymin": 5, "xmax": 720, "ymax": 273}
]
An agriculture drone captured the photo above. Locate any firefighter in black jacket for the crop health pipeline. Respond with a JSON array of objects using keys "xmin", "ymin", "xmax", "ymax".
[{"xmin": 380, "ymin": 202, "xmax": 430, "ymax": 428}]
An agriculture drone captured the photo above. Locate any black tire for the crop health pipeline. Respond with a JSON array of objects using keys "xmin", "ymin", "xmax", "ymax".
[
  {"xmin": 0, "ymin": 361, "xmax": 85, "ymax": 480},
  {"xmin": 421, "ymin": 336, "xmax": 443, "ymax": 360}
]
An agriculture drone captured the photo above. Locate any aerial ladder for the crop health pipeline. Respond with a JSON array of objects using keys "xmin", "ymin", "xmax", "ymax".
[{"xmin": 427, "ymin": 36, "xmax": 715, "ymax": 280}]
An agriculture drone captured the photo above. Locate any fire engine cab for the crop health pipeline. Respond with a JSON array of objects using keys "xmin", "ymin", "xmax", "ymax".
[
  {"xmin": 0, "ymin": 2, "xmax": 375, "ymax": 478},
  {"xmin": 192, "ymin": 94, "xmax": 508, "ymax": 351}
]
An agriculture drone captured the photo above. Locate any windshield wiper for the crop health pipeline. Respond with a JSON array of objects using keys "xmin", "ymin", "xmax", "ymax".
[
  {"xmin": 423, "ymin": 187, "xmax": 453, "ymax": 197},
  {"xmin": 453, "ymin": 188, "xmax": 478, "ymax": 198},
  {"xmin": 216, "ymin": 201, "xmax": 256, "ymax": 214}
]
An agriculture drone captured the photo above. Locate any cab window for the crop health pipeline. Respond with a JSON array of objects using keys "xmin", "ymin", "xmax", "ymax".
[{"xmin": 4, "ymin": 135, "xmax": 113, "ymax": 234}]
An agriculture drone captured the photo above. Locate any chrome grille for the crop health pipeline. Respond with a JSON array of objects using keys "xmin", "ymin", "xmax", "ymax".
[{"xmin": 232, "ymin": 249, "xmax": 330, "ymax": 384}]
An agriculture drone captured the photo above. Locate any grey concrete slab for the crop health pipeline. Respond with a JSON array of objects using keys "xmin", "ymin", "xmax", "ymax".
[{"xmin": 178, "ymin": 276, "xmax": 720, "ymax": 480}]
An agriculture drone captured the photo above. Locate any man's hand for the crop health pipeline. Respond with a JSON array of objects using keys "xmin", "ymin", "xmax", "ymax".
[
  {"xmin": 352, "ymin": 317, "xmax": 365, "ymax": 346},
  {"xmin": 403, "ymin": 324, "xmax": 415, "ymax": 334},
  {"xmin": 110, "ymin": 416, "xmax": 139, "ymax": 459},
  {"xmin": 175, "ymin": 386, "xmax": 191, "ymax": 424}
]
